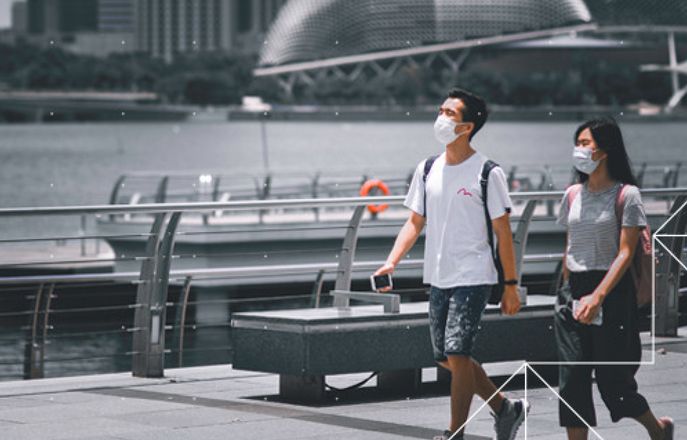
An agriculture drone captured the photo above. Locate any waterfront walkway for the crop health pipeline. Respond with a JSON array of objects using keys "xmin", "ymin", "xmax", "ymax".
[{"xmin": 1, "ymin": 331, "xmax": 686, "ymax": 440}]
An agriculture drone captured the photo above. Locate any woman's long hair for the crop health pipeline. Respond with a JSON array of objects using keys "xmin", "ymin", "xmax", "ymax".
[{"xmin": 574, "ymin": 117, "xmax": 638, "ymax": 186}]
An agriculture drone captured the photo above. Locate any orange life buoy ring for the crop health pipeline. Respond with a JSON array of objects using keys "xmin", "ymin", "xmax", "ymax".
[{"xmin": 360, "ymin": 179, "xmax": 390, "ymax": 214}]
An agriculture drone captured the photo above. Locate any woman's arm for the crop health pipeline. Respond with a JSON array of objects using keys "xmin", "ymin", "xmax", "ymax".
[{"xmin": 575, "ymin": 226, "xmax": 640, "ymax": 324}]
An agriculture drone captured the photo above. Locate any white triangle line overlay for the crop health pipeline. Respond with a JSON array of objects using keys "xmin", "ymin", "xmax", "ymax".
[
  {"xmin": 655, "ymin": 237, "xmax": 687, "ymax": 273},
  {"xmin": 526, "ymin": 363, "xmax": 606, "ymax": 440},
  {"xmin": 447, "ymin": 362, "xmax": 527, "ymax": 440},
  {"xmin": 653, "ymin": 198, "xmax": 687, "ymax": 235},
  {"xmin": 445, "ymin": 362, "xmax": 607, "ymax": 439}
]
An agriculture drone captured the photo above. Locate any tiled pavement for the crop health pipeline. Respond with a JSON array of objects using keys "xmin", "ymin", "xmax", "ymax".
[{"xmin": 0, "ymin": 336, "xmax": 685, "ymax": 440}]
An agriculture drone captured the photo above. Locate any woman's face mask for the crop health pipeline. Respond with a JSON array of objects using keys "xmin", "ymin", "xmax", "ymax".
[
  {"xmin": 573, "ymin": 146, "xmax": 601, "ymax": 175},
  {"xmin": 433, "ymin": 114, "xmax": 468, "ymax": 145}
]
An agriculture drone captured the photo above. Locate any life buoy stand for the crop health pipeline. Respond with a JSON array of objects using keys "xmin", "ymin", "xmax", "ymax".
[{"xmin": 360, "ymin": 179, "xmax": 390, "ymax": 214}]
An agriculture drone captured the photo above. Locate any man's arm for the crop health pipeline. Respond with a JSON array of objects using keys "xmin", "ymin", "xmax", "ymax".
[
  {"xmin": 373, "ymin": 211, "xmax": 426, "ymax": 291},
  {"xmin": 492, "ymin": 213, "xmax": 521, "ymax": 315}
]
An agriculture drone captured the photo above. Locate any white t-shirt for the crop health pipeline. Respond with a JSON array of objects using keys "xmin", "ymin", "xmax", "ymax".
[{"xmin": 404, "ymin": 152, "xmax": 512, "ymax": 288}]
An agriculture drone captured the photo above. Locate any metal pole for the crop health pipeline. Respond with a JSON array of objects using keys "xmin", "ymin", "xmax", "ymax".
[
  {"xmin": 80, "ymin": 215, "xmax": 87, "ymax": 256},
  {"xmin": 260, "ymin": 114, "xmax": 270, "ymax": 171},
  {"xmin": 334, "ymin": 205, "xmax": 366, "ymax": 295},
  {"xmin": 132, "ymin": 211, "xmax": 182, "ymax": 378},
  {"xmin": 668, "ymin": 32, "xmax": 679, "ymax": 96}
]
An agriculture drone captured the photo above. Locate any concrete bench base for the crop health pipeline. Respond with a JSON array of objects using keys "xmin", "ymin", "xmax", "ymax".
[{"xmin": 232, "ymin": 297, "xmax": 558, "ymax": 403}]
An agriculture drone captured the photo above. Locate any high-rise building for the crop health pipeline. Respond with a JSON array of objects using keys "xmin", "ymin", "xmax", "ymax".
[
  {"xmin": 11, "ymin": 1, "xmax": 28, "ymax": 34},
  {"xmin": 136, "ymin": 0, "xmax": 288, "ymax": 63},
  {"xmin": 98, "ymin": 0, "xmax": 135, "ymax": 32},
  {"xmin": 25, "ymin": 0, "xmax": 134, "ymax": 56},
  {"xmin": 27, "ymin": 0, "xmax": 98, "ymax": 35}
]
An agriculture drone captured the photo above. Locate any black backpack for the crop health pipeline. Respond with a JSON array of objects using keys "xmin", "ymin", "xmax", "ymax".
[{"xmin": 422, "ymin": 155, "xmax": 505, "ymax": 305}]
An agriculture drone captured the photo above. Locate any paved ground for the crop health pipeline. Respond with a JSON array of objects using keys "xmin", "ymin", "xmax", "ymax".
[{"xmin": 0, "ymin": 336, "xmax": 686, "ymax": 440}]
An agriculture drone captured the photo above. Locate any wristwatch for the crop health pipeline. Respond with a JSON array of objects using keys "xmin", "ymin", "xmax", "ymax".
[{"xmin": 504, "ymin": 279, "xmax": 518, "ymax": 285}]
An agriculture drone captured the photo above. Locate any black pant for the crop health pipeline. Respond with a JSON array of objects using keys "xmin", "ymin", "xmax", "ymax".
[{"xmin": 554, "ymin": 271, "xmax": 649, "ymax": 427}]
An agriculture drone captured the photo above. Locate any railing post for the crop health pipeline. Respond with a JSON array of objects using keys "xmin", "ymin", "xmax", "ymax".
[
  {"xmin": 24, "ymin": 283, "xmax": 54, "ymax": 379},
  {"xmin": 154, "ymin": 176, "xmax": 169, "ymax": 203},
  {"xmin": 655, "ymin": 196, "xmax": 687, "ymax": 336},
  {"xmin": 173, "ymin": 275, "xmax": 193, "ymax": 368},
  {"xmin": 513, "ymin": 200, "xmax": 537, "ymax": 284},
  {"xmin": 79, "ymin": 214, "xmax": 87, "ymax": 256},
  {"xmin": 310, "ymin": 269, "xmax": 325, "ymax": 308},
  {"xmin": 333, "ymin": 205, "xmax": 366, "ymax": 295},
  {"xmin": 132, "ymin": 211, "xmax": 182, "ymax": 378}
]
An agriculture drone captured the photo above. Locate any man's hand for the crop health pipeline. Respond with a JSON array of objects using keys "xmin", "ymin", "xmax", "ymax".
[
  {"xmin": 500, "ymin": 284, "xmax": 521, "ymax": 315},
  {"xmin": 574, "ymin": 293, "xmax": 603, "ymax": 324},
  {"xmin": 372, "ymin": 263, "xmax": 395, "ymax": 292}
]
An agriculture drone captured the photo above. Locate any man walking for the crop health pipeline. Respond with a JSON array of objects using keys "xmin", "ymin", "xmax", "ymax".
[{"xmin": 374, "ymin": 88, "xmax": 528, "ymax": 440}]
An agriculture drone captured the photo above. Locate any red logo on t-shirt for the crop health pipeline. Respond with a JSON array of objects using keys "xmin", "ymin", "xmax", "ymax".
[{"xmin": 457, "ymin": 187, "xmax": 473, "ymax": 197}]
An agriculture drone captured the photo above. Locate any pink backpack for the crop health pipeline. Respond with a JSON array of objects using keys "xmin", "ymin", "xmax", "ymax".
[{"xmin": 566, "ymin": 184, "xmax": 652, "ymax": 307}]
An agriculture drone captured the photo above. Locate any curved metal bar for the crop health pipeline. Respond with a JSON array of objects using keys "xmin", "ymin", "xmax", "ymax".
[
  {"xmin": 154, "ymin": 176, "xmax": 169, "ymax": 204},
  {"xmin": 513, "ymin": 200, "xmax": 538, "ymax": 283},
  {"xmin": 24, "ymin": 283, "xmax": 46, "ymax": 379},
  {"xmin": 175, "ymin": 276, "xmax": 193, "ymax": 368},
  {"xmin": 108, "ymin": 175, "xmax": 127, "ymax": 205},
  {"xmin": 132, "ymin": 212, "xmax": 182, "ymax": 378},
  {"xmin": 334, "ymin": 205, "xmax": 366, "ymax": 294},
  {"xmin": 311, "ymin": 269, "xmax": 325, "ymax": 308}
]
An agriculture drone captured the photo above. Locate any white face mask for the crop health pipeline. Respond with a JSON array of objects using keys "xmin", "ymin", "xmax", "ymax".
[
  {"xmin": 433, "ymin": 114, "xmax": 466, "ymax": 145},
  {"xmin": 573, "ymin": 146, "xmax": 601, "ymax": 174}
]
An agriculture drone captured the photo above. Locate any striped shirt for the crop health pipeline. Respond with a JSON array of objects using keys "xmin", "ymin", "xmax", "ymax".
[{"xmin": 557, "ymin": 182, "xmax": 647, "ymax": 272}]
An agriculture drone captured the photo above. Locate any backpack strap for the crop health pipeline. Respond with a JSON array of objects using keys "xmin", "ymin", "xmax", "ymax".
[
  {"xmin": 567, "ymin": 183, "xmax": 582, "ymax": 209},
  {"xmin": 614, "ymin": 183, "xmax": 628, "ymax": 228},
  {"xmin": 480, "ymin": 160, "xmax": 501, "ymax": 266},
  {"xmin": 422, "ymin": 155, "xmax": 439, "ymax": 218}
]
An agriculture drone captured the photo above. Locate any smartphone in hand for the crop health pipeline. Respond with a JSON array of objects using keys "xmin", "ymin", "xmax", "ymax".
[
  {"xmin": 572, "ymin": 299, "xmax": 603, "ymax": 326},
  {"xmin": 370, "ymin": 273, "xmax": 393, "ymax": 292}
]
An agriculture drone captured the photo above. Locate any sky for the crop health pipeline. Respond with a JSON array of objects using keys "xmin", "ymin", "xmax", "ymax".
[{"xmin": 0, "ymin": 0, "xmax": 16, "ymax": 30}]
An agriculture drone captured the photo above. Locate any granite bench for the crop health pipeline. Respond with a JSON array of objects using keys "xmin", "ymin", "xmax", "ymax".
[{"xmin": 230, "ymin": 291, "xmax": 558, "ymax": 402}]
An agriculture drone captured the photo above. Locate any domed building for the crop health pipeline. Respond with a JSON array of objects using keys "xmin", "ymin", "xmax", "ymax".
[{"xmin": 259, "ymin": 0, "xmax": 592, "ymax": 67}]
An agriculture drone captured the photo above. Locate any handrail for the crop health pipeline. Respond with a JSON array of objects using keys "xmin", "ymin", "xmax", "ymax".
[
  {"xmin": 0, "ymin": 253, "xmax": 568, "ymax": 287},
  {"xmin": 1, "ymin": 187, "xmax": 686, "ymax": 216}
]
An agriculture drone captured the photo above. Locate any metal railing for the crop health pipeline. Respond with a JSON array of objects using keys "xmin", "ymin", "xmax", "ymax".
[{"xmin": 1, "ymin": 188, "xmax": 686, "ymax": 380}]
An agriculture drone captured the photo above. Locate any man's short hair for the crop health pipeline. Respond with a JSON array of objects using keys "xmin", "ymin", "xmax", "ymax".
[{"xmin": 447, "ymin": 88, "xmax": 489, "ymax": 140}]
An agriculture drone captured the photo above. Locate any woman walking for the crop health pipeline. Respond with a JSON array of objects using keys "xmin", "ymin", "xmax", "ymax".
[{"xmin": 555, "ymin": 117, "xmax": 674, "ymax": 440}]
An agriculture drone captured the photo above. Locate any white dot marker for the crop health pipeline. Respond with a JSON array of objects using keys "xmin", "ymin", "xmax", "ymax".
[{"xmin": 121, "ymin": 112, "xmax": 125, "ymax": 116}]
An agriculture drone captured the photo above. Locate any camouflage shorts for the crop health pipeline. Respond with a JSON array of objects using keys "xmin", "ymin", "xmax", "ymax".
[{"xmin": 428, "ymin": 284, "xmax": 491, "ymax": 361}]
